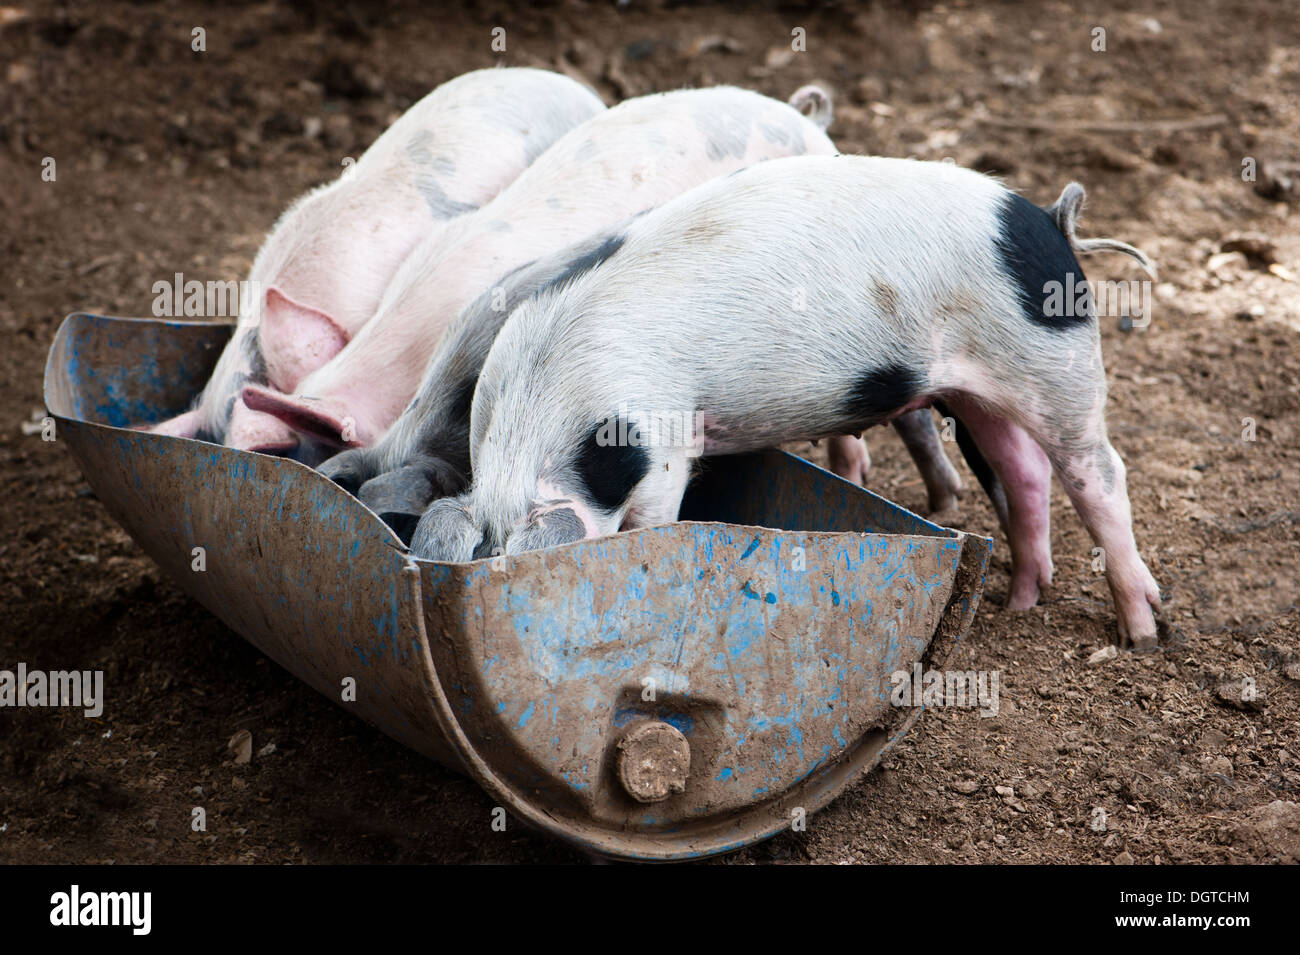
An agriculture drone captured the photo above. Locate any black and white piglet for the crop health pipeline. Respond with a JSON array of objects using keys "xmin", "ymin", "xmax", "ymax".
[
  {"xmin": 411, "ymin": 154, "xmax": 1162, "ymax": 648},
  {"xmin": 318, "ymin": 226, "xmax": 965, "ymax": 541}
]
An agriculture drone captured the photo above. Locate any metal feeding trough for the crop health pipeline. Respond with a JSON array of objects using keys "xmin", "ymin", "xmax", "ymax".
[{"xmin": 45, "ymin": 312, "xmax": 993, "ymax": 862}]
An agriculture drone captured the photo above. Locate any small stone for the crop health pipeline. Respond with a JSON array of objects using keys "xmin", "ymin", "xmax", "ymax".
[
  {"xmin": 682, "ymin": 34, "xmax": 744, "ymax": 57},
  {"xmin": 1088, "ymin": 646, "xmax": 1119, "ymax": 666},
  {"xmin": 1233, "ymin": 801, "xmax": 1300, "ymax": 863},
  {"xmin": 953, "ymin": 779, "xmax": 979, "ymax": 794},
  {"xmin": 1115, "ymin": 850, "xmax": 1136, "ymax": 864},
  {"xmin": 1208, "ymin": 756, "xmax": 1234, "ymax": 777},
  {"xmin": 1215, "ymin": 680, "xmax": 1264, "ymax": 712},
  {"xmin": 227, "ymin": 729, "xmax": 253, "ymax": 765},
  {"xmin": 1220, "ymin": 232, "xmax": 1278, "ymax": 266},
  {"xmin": 1206, "ymin": 250, "xmax": 1248, "ymax": 278},
  {"xmin": 764, "ymin": 46, "xmax": 795, "ymax": 69}
]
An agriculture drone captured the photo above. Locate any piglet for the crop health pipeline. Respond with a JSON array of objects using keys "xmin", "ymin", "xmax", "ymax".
[
  {"xmin": 321, "ymin": 227, "xmax": 966, "ymax": 540},
  {"xmin": 147, "ymin": 67, "xmax": 604, "ymax": 453},
  {"xmin": 411, "ymin": 155, "xmax": 1163, "ymax": 649},
  {"xmin": 242, "ymin": 85, "xmax": 841, "ymax": 460},
  {"xmin": 311, "ymin": 87, "xmax": 963, "ymax": 533}
]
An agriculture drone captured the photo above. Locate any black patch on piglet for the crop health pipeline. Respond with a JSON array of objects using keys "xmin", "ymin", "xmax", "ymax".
[
  {"xmin": 247, "ymin": 338, "xmax": 269, "ymax": 385},
  {"xmin": 542, "ymin": 233, "xmax": 625, "ymax": 296},
  {"xmin": 994, "ymin": 192, "xmax": 1091, "ymax": 331},
  {"xmin": 844, "ymin": 363, "xmax": 922, "ymax": 425},
  {"xmin": 575, "ymin": 417, "xmax": 650, "ymax": 511},
  {"xmin": 446, "ymin": 375, "xmax": 477, "ymax": 428}
]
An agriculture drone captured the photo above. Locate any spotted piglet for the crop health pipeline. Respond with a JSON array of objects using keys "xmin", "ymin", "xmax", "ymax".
[
  {"xmin": 412, "ymin": 155, "xmax": 1163, "ymax": 649},
  {"xmin": 242, "ymin": 85, "xmax": 847, "ymax": 462},
  {"xmin": 147, "ymin": 68, "xmax": 604, "ymax": 453}
]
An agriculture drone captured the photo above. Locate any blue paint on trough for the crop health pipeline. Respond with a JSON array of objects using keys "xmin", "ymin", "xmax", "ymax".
[
  {"xmin": 43, "ymin": 312, "xmax": 994, "ymax": 863},
  {"xmin": 517, "ymin": 700, "xmax": 535, "ymax": 729}
]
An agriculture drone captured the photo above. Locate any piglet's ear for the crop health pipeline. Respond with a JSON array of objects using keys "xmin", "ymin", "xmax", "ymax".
[
  {"xmin": 224, "ymin": 399, "xmax": 300, "ymax": 455},
  {"xmin": 260, "ymin": 287, "xmax": 349, "ymax": 393},
  {"xmin": 144, "ymin": 409, "xmax": 203, "ymax": 438},
  {"xmin": 241, "ymin": 383, "xmax": 369, "ymax": 449}
]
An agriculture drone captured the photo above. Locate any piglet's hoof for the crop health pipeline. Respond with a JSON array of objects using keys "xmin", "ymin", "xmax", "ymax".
[
  {"xmin": 1126, "ymin": 631, "xmax": 1160, "ymax": 653},
  {"xmin": 1119, "ymin": 615, "xmax": 1166, "ymax": 653}
]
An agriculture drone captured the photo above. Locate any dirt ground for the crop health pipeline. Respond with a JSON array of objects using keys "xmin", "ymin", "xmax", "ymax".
[{"xmin": 1, "ymin": 0, "xmax": 1298, "ymax": 865}]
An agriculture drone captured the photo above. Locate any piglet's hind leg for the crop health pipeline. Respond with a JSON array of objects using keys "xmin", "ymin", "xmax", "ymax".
[
  {"xmin": 941, "ymin": 396, "xmax": 1054, "ymax": 611},
  {"xmin": 891, "ymin": 408, "xmax": 963, "ymax": 515}
]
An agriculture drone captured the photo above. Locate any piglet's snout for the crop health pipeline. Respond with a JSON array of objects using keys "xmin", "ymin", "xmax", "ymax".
[
  {"xmin": 357, "ymin": 465, "xmax": 449, "ymax": 545},
  {"xmin": 504, "ymin": 506, "xmax": 587, "ymax": 557},
  {"xmin": 316, "ymin": 448, "xmax": 374, "ymax": 496},
  {"xmin": 409, "ymin": 497, "xmax": 482, "ymax": 562}
]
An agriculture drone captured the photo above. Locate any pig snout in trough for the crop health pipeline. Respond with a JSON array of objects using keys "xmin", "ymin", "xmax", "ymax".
[
  {"xmin": 338, "ymin": 232, "xmax": 964, "ymax": 543},
  {"xmin": 410, "ymin": 155, "xmax": 1163, "ymax": 650},
  {"xmin": 244, "ymin": 83, "xmax": 841, "ymax": 460},
  {"xmin": 318, "ymin": 228, "xmax": 635, "ymax": 540},
  {"xmin": 141, "ymin": 67, "xmax": 604, "ymax": 455}
]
